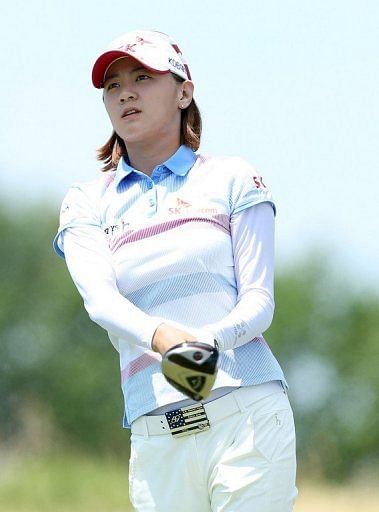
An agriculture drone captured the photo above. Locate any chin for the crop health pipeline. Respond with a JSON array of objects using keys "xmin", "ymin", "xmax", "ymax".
[{"xmin": 120, "ymin": 130, "xmax": 145, "ymax": 145}]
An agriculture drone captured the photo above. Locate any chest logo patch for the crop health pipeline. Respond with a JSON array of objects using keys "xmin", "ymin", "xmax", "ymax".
[
  {"xmin": 177, "ymin": 197, "xmax": 192, "ymax": 208},
  {"xmin": 168, "ymin": 197, "xmax": 217, "ymax": 215}
]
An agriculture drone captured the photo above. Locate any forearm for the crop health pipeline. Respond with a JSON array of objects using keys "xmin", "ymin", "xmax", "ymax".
[
  {"xmin": 63, "ymin": 226, "xmax": 164, "ymax": 350},
  {"xmin": 204, "ymin": 202, "xmax": 275, "ymax": 351},
  {"xmin": 204, "ymin": 289, "xmax": 274, "ymax": 351}
]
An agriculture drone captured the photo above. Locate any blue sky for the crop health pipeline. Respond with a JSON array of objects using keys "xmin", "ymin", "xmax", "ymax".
[{"xmin": 1, "ymin": 0, "xmax": 378, "ymax": 290}]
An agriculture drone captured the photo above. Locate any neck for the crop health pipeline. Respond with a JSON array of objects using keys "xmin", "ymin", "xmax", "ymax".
[{"xmin": 126, "ymin": 136, "xmax": 181, "ymax": 176}]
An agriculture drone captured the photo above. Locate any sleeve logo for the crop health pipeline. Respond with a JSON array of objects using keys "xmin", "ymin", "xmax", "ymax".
[{"xmin": 253, "ymin": 176, "xmax": 267, "ymax": 189}]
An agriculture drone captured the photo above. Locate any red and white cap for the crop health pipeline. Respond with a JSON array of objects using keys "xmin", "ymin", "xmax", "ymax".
[{"xmin": 92, "ymin": 30, "xmax": 192, "ymax": 88}]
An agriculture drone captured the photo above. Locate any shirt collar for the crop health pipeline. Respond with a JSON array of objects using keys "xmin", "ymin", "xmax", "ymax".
[
  {"xmin": 114, "ymin": 145, "xmax": 197, "ymax": 188},
  {"xmin": 163, "ymin": 145, "xmax": 197, "ymax": 176}
]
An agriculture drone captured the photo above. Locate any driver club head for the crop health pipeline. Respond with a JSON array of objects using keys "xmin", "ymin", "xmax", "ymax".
[{"xmin": 161, "ymin": 341, "xmax": 219, "ymax": 401}]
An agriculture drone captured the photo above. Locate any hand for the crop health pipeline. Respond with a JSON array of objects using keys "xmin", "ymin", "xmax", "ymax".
[{"xmin": 152, "ymin": 323, "xmax": 197, "ymax": 355}]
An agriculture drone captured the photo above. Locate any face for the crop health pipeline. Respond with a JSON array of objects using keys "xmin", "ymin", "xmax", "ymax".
[{"xmin": 102, "ymin": 57, "xmax": 193, "ymax": 148}]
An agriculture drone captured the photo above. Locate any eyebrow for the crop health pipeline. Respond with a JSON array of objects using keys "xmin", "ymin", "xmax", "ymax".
[{"xmin": 103, "ymin": 66, "xmax": 149, "ymax": 84}]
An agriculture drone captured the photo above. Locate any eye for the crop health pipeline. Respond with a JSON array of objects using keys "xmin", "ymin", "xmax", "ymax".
[
  {"xmin": 105, "ymin": 82, "xmax": 120, "ymax": 91},
  {"xmin": 136, "ymin": 74, "xmax": 151, "ymax": 82}
]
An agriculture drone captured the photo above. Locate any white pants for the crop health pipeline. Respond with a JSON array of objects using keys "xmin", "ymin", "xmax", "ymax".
[{"xmin": 129, "ymin": 383, "xmax": 297, "ymax": 512}]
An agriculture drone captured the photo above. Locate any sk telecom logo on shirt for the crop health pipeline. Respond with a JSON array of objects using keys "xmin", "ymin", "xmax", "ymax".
[
  {"xmin": 168, "ymin": 197, "xmax": 218, "ymax": 215},
  {"xmin": 168, "ymin": 197, "xmax": 192, "ymax": 214},
  {"xmin": 253, "ymin": 176, "xmax": 267, "ymax": 189}
]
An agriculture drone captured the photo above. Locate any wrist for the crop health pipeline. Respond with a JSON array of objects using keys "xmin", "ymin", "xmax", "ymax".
[{"xmin": 151, "ymin": 322, "xmax": 167, "ymax": 352}]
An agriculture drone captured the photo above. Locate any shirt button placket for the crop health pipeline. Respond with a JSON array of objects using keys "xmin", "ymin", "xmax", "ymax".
[{"xmin": 146, "ymin": 179, "xmax": 157, "ymax": 215}]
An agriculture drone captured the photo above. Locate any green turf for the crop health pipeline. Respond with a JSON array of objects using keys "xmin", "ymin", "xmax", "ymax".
[{"xmin": 0, "ymin": 452, "xmax": 133, "ymax": 512}]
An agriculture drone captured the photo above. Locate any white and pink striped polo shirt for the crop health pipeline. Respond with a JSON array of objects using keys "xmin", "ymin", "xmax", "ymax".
[{"xmin": 54, "ymin": 145, "xmax": 286, "ymax": 426}]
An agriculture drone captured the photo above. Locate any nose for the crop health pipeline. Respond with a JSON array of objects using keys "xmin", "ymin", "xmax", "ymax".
[{"xmin": 119, "ymin": 87, "xmax": 137, "ymax": 104}]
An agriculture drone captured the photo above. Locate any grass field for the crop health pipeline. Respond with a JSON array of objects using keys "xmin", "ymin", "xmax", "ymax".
[
  {"xmin": 0, "ymin": 452, "xmax": 378, "ymax": 511},
  {"xmin": 0, "ymin": 453, "xmax": 132, "ymax": 512},
  {"xmin": 295, "ymin": 482, "xmax": 379, "ymax": 512}
]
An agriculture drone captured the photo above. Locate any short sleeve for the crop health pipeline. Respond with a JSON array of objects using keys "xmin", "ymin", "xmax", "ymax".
[
  {"xmin": 230, "ymin": 158, "xmax": 276, "ymax": 216},
  {"xmin": 53, "ymin": 184, "xmax": 101, "ymax": 259}
]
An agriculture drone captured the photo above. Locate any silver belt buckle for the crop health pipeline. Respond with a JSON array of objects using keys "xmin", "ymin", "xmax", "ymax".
[{"xmin": 165, "ymin": 403, "xmax": 210, "ymax": 438}]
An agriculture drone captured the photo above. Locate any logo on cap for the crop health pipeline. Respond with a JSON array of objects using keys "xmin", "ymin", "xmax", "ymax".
[
  {"xmin": 168, "ymin": 57, "xmax": 186, "ymax": 73},
  {"xmin": 117, "ymin": 37, "xmax": 153, "ymax": 53},
  {"xmin": 118, "ymin": 43, "xmax": 137, "ymax": 52}
]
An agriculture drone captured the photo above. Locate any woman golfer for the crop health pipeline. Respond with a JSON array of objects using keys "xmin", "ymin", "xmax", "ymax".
[{"xmin": 54, "ymin": 29, "xmax": 297, "ymax": 512}]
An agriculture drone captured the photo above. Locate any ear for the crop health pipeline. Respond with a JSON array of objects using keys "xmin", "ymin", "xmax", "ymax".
[{"xmin": 178, "ymin": 80, "xmax": 194, "ymax": 109}]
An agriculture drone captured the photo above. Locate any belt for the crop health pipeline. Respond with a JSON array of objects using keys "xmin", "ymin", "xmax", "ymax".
[{"xmin": 131, "ymin": 381, "xmax": 284, "ymax": 438}]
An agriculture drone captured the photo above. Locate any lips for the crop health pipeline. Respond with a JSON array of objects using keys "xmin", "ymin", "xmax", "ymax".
[{"xmin": 121, "ymin": 107, "xmax": 141, "ymax": 118}]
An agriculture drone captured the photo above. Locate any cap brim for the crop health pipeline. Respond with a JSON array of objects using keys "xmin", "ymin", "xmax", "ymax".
[{"xmin": 92, "ymin": 50, "xmax": 169, "ymax": 88}]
